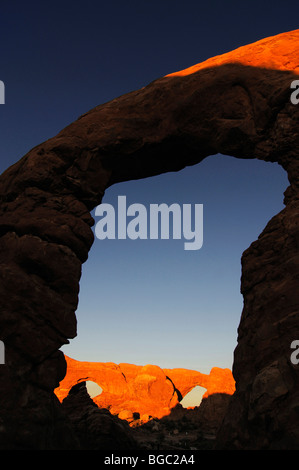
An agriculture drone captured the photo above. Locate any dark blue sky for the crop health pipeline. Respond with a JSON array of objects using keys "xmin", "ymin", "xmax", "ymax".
[
  {"xmin": 1, "ymin": 0, "xmax": 298, "ymax": 173},
  {"xmin": 0, "ymin": 1, "xmax": 297, "ymax": 396}
]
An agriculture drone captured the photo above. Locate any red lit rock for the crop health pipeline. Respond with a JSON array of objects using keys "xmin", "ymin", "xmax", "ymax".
[
  {"xmin": 0, "ymin": 29, "xmax": 298, "ymax": 449},
  {"xmin": 55, "ymin": 356, "xmax": 234, "ymax": 420}
]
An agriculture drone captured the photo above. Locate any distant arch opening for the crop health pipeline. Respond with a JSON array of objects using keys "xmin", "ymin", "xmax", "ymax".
[
  {"xmin": 62, "ymin": 155, "xmax": 288, "ymax": 376},
  {"xmin": 180, "ymin": 386, "xmax": 207, "ymax": 408},
  {"xmin": 85, "ymin": 381, "xmax": 103, "ymax": 399}
]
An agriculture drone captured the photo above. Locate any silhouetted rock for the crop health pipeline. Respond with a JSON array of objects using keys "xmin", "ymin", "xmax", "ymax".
[
  {"xmin": 0, "ymin": 29, "xmax": 298, "ymax": 449},
  {"xmin": 131, "ymin": 396, "xmax": 232, "ymax": 450},
  {"xmin": 61, "ymin": 382, "xmax": 138, "ymax": 450}
]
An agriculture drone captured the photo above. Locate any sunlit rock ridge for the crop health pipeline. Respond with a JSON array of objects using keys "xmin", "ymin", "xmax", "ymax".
[
  {"xmin": 167, "ymin": 29, "xmax": 299, "ymax": 77},
  {"xmin": 0, "ymin": 29, "xmax": 298, "ymax": 449},
  {"xmin": 55, "ymin": 356, "xmax": 235, "ymax": 420}
]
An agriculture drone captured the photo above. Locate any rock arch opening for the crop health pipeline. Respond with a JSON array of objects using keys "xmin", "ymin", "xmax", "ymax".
[
  {"xmin": 86, "ymin": 381, "xmax": 103, "ymax": 399},
  {"xmin": 0, "ymin": 30, "xmax": 298, "ymax": 450},
  {"xmin": 180, "ymin": 386, "xmax": 207, "ymax": 408},
  {"xmin": 62, "ymin": 154, "xmax": 288, "ymax": 377}
]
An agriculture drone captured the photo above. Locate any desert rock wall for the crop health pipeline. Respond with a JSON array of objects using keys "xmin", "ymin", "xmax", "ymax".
[{"xmin": 0, "ymin": 29, "xmax": 298, "ymax": 449}]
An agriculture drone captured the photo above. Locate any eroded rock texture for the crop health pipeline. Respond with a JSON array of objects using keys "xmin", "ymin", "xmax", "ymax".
[
  {"xmin": 60, "ymin": 382, "xmax": 138, "ymax": 450},
  {"xmin": 0, "ymin": 29, "xmax": 298, "ymax": 449},
  {"xmin": 54, "ymin": 356, "xmax": 235, "ymax": 420}
]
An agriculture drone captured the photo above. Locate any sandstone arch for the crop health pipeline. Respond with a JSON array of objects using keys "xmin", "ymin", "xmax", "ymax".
[
  {"xmin": 0, "ymin": 29, "xmax": 298, "ymax": 449},
  {"xmin": 54, "ymin": 356, "xmax": 234, "ymax": 419}
]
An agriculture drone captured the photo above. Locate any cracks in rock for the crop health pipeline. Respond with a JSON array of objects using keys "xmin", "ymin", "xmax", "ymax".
[{"xmin": 165, "ymin": 376, "xmax": 183, "ymax": 402}]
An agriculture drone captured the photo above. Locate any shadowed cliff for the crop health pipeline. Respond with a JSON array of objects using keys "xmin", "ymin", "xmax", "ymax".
[{"xmin": 0, "ymin": 29, "xmax": 298, "ymax": 449}]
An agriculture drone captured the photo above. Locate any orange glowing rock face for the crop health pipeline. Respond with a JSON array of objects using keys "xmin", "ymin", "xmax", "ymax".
[
  {"xmin": 55, "ymin": 356, "xmax": 235, "ymax": 421},
  {"xmin": 166, "ymin": 30, "xmax": 299, "ymax": 77}
]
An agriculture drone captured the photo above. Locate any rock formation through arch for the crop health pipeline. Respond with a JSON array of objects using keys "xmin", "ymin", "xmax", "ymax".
[
  {"xmin": 0, "ymin": 29, "xmax": 298, "ymax": 449},
  {"xmin": 54, "ymin": 356, "xmax": 235, "ymax": 420}
]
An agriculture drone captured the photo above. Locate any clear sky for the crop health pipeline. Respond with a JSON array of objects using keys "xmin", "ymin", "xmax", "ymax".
[{"xmin": 0, "ymin": 1, "xmax": 296, "ymax": 403}]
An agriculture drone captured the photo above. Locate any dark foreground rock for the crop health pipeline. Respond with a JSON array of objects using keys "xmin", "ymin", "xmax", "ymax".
[
  {"xmin": 61, "ymin": 382, "xmax": 139, "ymax": 450},
  {"xmin": 131, "ymin": 395, "xmax": 233, "ymax": 451},
  {"xmin": 0, "ymin": 29, "xmax": 298, "ymax": 449},
  {"xmin": 61, "ymin": 381, "xmax": 232, "ymax": 451}
]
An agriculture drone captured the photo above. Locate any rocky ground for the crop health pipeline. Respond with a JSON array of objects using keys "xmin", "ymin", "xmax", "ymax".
[
  {"xmin": 61, "ymin": 381, "xmax": 231, "ymax": 450},
  {"xmin": 130, "ymin": 409, "xmax": 217, "ymax": 450}
]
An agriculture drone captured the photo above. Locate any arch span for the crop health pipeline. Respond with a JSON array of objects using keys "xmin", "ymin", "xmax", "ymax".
[
  {"xmin": 55, "ymin": 356, "xmax": 235, "ymax": 419},
  {"xmin": 0, "ymin": 29, "xmax": 298, "ymax": 449}
]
